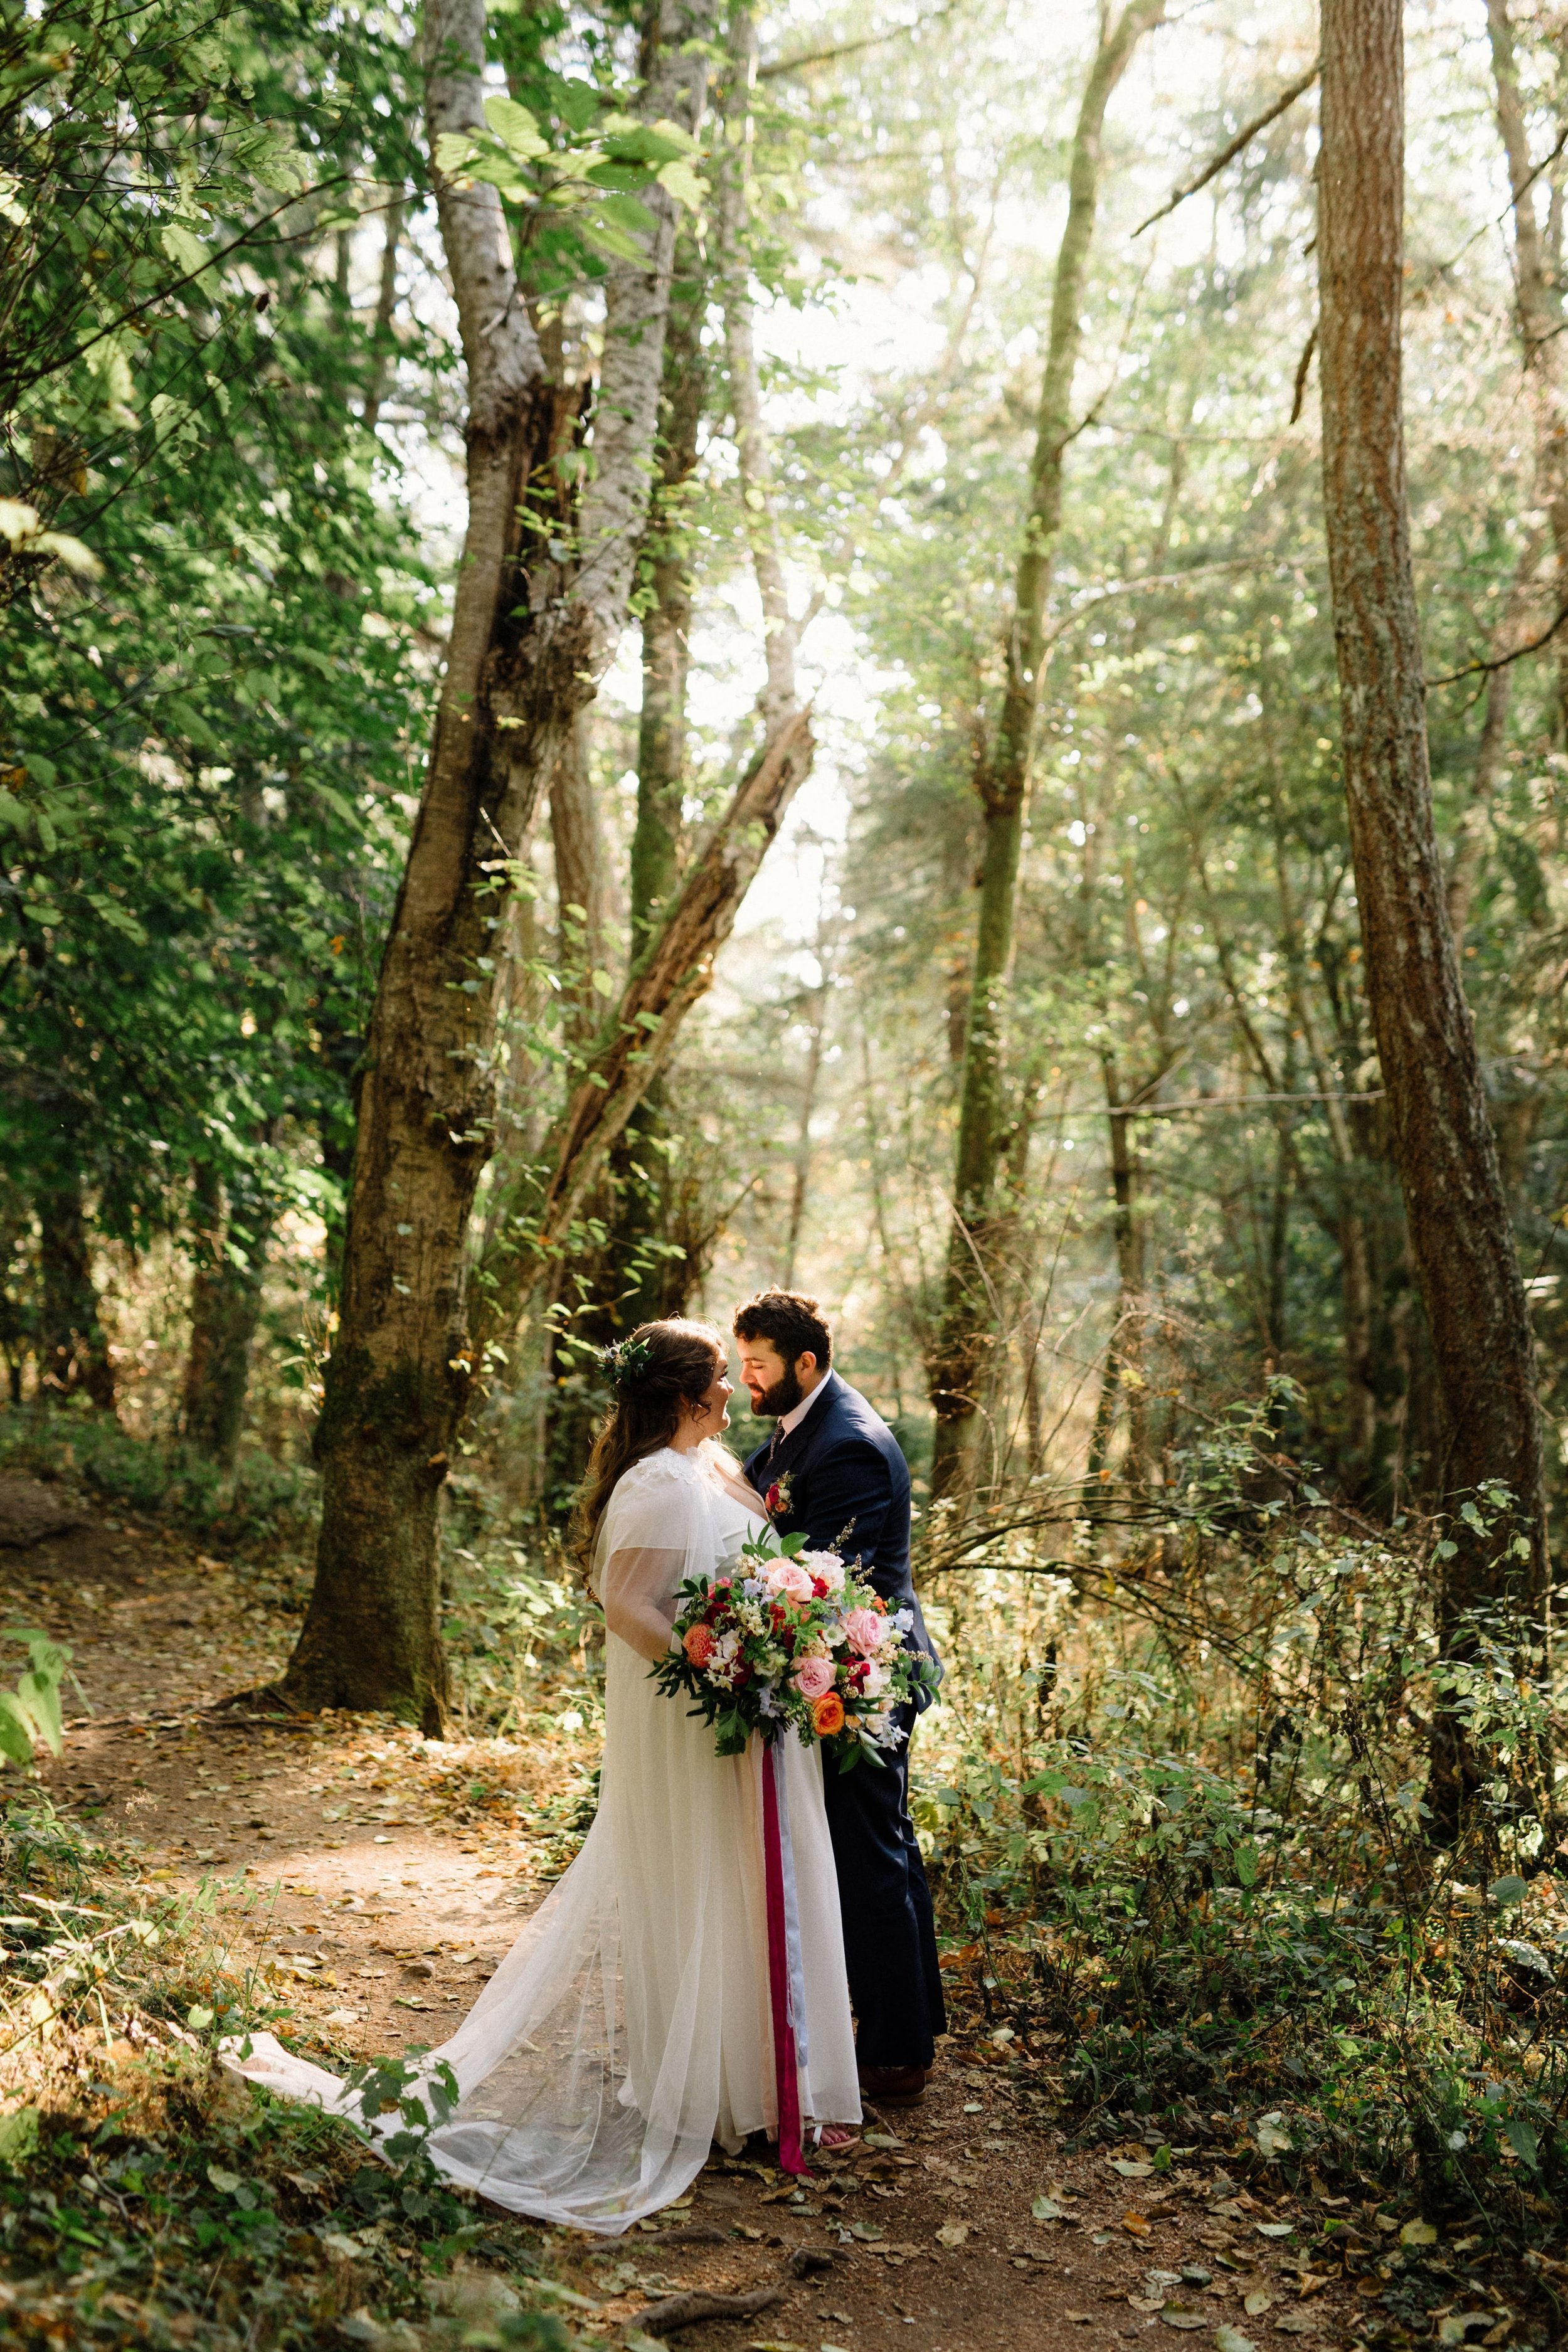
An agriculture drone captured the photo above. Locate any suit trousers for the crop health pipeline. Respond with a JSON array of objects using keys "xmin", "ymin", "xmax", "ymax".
[{"xmin": 820, "ymin": 1700, "xmax": 946, "ymax": 2070}]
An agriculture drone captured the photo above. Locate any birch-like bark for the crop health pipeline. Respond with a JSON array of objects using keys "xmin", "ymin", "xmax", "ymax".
[
  {"xmin": 475, "ymin": 0, "xmax": 815, "ymax": 1313},
  {"xmin": 1318, "ymin": 0, "xmax": 1548, "ymax": 1836},
  {"xmin": 278, "ymin": 0, "xmax": 718, "ymax": 1728},
  {"xmin": 926, "ymin": 0, "xmax": 1165, "ymax": 1500}
]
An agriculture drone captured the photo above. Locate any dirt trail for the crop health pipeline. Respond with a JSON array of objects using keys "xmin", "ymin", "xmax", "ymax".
[{"xmin": 0, "ymin": 1475, "xmax": 1366, "ymax": 2352}]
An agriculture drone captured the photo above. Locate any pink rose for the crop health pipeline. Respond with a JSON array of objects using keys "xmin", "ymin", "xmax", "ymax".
[
  {"xmin": 841, "ymin": 1608, "xmax": 887, "ymax": 1656},
  {"xmin": 793, "ymin": 1656, "xmax": 837, "ymax": 1702},
  {"xmin": 765, "ymin": 1559, "xmax": 815, "ymax": 1604}
]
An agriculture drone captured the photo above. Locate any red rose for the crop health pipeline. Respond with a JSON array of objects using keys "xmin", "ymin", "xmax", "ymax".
[{"xmin": 765, "ymin": 1481, "xmax": 783, "ymax": 1513}]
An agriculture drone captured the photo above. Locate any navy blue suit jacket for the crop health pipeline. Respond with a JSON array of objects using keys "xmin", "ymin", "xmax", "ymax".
[{"xmin": 743, "ymin": 1370, "xmax": 940, "ymax": 1695}]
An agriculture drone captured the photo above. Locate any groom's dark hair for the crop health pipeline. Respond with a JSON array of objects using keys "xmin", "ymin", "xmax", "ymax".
[{"xmin": 733, "ymin": 1288, "xmax": 834, "ymax": 1368}]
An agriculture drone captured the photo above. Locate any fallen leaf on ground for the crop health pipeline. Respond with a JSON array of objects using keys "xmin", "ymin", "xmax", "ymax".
[
  {"xmin": 935, "ymin": 2223, "xmax": 968, "ymax": 2248},
  {"xmin": 1273, "ymin": 2315, "xmax": 1320, "ymax": 2338},
  {"xmin": 1113, "ymin": 2158, "xmax": 1155, "ymax": 2177},
  {"xmin": 1255, "ymin": 2222, "xmax": 1295, "ymax": 2239},
  {"xmin": 1123, "ymin": 2212, "xmax": 1153, "ymax": 2237},
  {"xmin": 1160, "ymin": 2306, "xmax": 1208, "ymax": 2331},
  {"xmin": 1244, "ymin": 2291, "xmax": 1276, "ymax": 2316},
  {"xmin": 1401, "ymin": 2219, "xmax": 1438, "ymax": 2247},
  {"xmin": 1214, "ymin": 2331, "xmax": 1258, "ymax": 2352},
  {"xmin": 1032, "ymin": 2195, "xmax": 1066, "ymax": 2222}
]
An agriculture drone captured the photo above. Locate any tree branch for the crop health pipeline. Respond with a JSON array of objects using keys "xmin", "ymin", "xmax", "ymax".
[
  {"xmin": 1428, "ymin": 595, "xmax": 1568, "ymax": 688},
  {"xmin": 1132, "ymin": 58, "xmax": 1320, "ymax": 238}
]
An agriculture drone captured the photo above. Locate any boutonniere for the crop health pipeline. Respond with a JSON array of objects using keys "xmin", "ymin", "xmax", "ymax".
[{"xmin": 764, "ymin": 1472, "xmax": 795, "ymax": 1518}]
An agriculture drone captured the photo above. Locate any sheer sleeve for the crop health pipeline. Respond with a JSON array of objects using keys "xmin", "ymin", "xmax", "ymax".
[
  {"xmin": 591, "ymin": 1450, "xmax": 718, "ymax": 1663},
  {"xmin": 599, "ymin": 1547, "xmax": 686, "ymax": 1662}
]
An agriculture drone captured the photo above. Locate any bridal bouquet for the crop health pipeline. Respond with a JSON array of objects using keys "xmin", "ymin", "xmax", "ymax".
[{"xmin": 651, "ymin": 1527, "xmax": 933, "ymax": 1767}]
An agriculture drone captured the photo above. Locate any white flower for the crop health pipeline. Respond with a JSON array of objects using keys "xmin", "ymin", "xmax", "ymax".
[
  {"xmin": 801, "ymin": 1550, "xmax": 846, "ymax": 1592},
  {"xmin": 893, "ymin": 1607, "xmax": 914, "ymax": 1633}
]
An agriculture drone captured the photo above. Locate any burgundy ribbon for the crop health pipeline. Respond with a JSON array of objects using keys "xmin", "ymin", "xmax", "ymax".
[{"xmin": 761, "ymin": 1739, "xmax": 808, "ymax": 2177}]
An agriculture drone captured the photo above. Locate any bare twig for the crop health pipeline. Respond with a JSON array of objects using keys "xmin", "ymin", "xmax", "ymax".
[
  {"xmin": 1428, "ymin": 596, "xmax": 1568, "ymax": 689},
  {"xmin": 1133, "ymin": 60, "xmax": 1320, "ymax": 238},
  {"xmin": 758, "ymin": 0, "xmax": 961, "ymax": 77},
  {"xmin": 1289, "ymin": 322, "xmax": 1317, "ymax": 424}
]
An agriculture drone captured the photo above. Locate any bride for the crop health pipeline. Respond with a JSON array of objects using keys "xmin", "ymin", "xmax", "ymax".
[{"xmin": 229, "ymin": 1317, "xmax": 862, "ymax": 2232}]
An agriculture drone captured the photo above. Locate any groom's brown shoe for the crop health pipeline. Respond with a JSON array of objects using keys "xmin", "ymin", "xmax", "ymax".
[{"xmin": 858, "ymin": 2063, "xmax": 928, "ymax": 2106}]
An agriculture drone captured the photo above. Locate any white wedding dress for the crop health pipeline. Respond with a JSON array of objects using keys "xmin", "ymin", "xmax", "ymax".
[{"xmin": 227, "ymin": 1441, "xmax": 860, "ymax": 2233}]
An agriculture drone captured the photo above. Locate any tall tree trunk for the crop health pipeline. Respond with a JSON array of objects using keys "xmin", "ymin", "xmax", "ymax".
[
  {"xmin": 475, "ymin": 1, "xmax": 815, "ymax": 1338},
  {"xmin": 37, "ymin": 1176, "xmax": 114, "ymax": 1411},
  {"xmin": 630, "ymin": 241, "xmax": 706, "ymax": 959},
  {"xmin": 278, "ymin": 0, "xmax": 718, "ymax": 1728},
  {"xmin": 1318, "ymin": 0, "xmax": 1548, "ymax": 1835},
  {"xmin": 783, "ymin": 970, "xmax": 829, "ymax": 1290},
  {"xmin": 182, "ymin": 1163, "xmax": 272, "ymax": 1469},
  {"xmin": 362, "ymin": 193, "xmax": 405, "ymax": 434},
  {"xmin": 1486, "ymin": 0, "xmax": 1568, "ymax": 739},
  {"xmin": 926, "ymin": 0, "xmax": 1165, "ymax": 1500},
  {"xmin": 594, "ymin": 240, "xmax": 709, "ymax": 1333},
  {"xmin": 549, "ymin": 706, "xmax": 608, "ymax": 1055}
]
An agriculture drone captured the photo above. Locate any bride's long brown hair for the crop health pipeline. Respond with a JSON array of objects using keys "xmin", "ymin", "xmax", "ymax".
[{"xmin": 571, "ymin": 1318, "xmax": 727, "ymax": 1567}]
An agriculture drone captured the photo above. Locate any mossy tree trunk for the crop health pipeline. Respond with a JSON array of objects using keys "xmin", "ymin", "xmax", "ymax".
[
  {"xmin": 277, "ymin": 0, "xmax": 719, "ymax": 1728},
  {"xmin": 926, "ymin": 0, "xmax": 1166, "ymax": 1502},
  {"xmin": 1318, "ymin": 0, "xmax": 1549, "ymax": 1836}
]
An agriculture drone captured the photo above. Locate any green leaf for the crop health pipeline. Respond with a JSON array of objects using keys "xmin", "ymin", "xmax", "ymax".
[
  {"xmin": 1490, "ymin": 1875, "xmax": 1528, "ymax": 1908},
  {"xmin": 0, "ymin": 1695, "xmax": 33, "ymax": 1765},
  {"xmin": 656, "ymin": 156, "xmax": 707, "ymax": 212},
  {"xmin": 484, "ymin": 95, "xmax": 547, "ymax": 159},
  {"xmin": 16, "ymin": 1669, "xmax": 62, "ymax": 1756},
  {"xmin": 161, "ymin": 222, "xmax": 211, "ymax": 277},
  {"xmin": 0, "ymin": 2108, "xmax": 38, "ymax": 2168},
  {"xmin": 433, "ymin": 130, "xmax": 480, "ymax": 178},
  {"xmin": 188, "ymin": 2005, "xmax": 215, "ymax": 2031}
]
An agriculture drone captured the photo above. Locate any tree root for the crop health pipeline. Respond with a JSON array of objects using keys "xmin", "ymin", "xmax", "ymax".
[{"xmin": 634, "ymin": 2286, "xmax": 787, "ymax": 2336}]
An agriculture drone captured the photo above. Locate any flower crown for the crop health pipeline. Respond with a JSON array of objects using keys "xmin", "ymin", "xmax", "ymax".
[{"xmin": 600, "ymin": 1334, "xmax": 655, "ymax": 1391}]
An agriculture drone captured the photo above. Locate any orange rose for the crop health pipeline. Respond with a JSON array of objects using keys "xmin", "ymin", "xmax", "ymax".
[{"xmin": 811, "ymin": 1691, "xmax": 845, "ymax": 1737}]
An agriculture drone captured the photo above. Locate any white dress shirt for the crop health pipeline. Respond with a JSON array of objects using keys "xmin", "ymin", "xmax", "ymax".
[{"xmin": 776, "ymin": 1369, "xmax": 832, "ymax": 1440}]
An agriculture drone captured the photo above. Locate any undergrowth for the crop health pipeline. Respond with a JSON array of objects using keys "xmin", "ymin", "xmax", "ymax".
[
  {"xmin": 910, "ymin": 1409, "xmax": 1568, "ymax": 2346},
  {"xmin": 0, "ymin": 1801, "xmax": 571, "ymax": 2349},
  {"xmin": 0, "ymin": 1404, "xmax": 317, "ymax": 1558}
]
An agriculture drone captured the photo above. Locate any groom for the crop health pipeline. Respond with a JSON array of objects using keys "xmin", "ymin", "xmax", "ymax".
[{"xmin": 734, "ymin": 1287, "xmax": 946, "ymax": 2105}]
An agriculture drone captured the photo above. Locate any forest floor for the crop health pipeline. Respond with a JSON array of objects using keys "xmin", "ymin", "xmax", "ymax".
[{"xmin": 0, "ymin": 1468, "xmax": 1395, "ymax": 2352}]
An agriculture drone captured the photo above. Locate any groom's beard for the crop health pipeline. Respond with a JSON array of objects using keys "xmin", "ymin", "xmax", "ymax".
[{"xmin": 756, "ymin": 1367, "xmax": 805, "ymax": 1419}]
